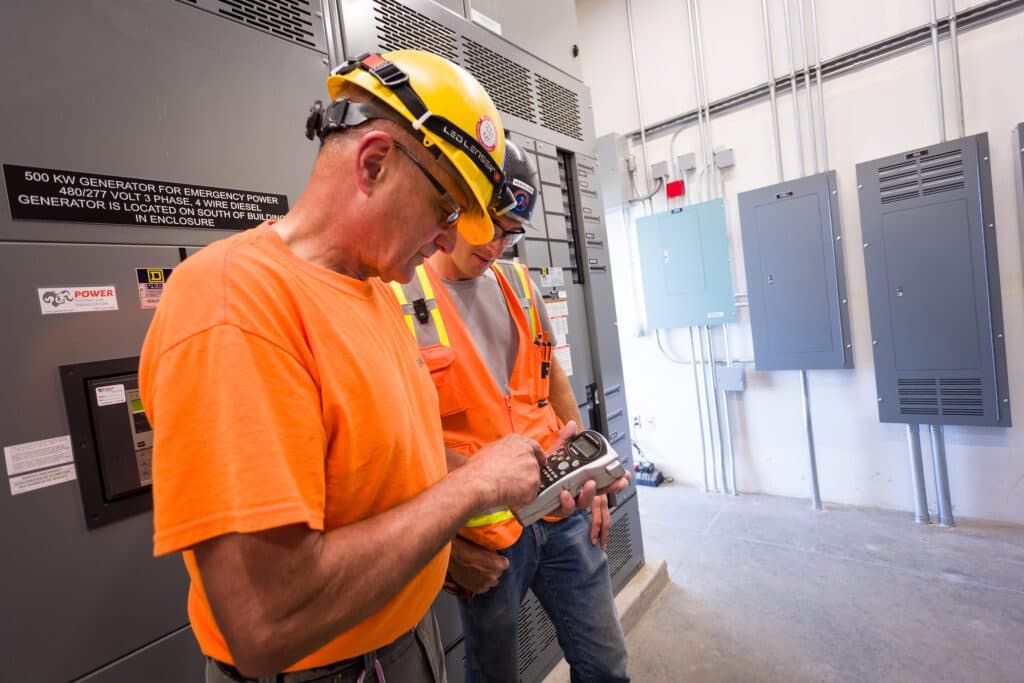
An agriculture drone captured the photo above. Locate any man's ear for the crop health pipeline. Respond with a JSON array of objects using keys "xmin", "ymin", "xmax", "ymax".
[{"xmin": 352, "ymin": 131, "xmax": 394, "ymax": 197}]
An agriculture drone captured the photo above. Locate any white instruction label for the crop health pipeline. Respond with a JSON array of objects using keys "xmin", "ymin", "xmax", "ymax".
[
  {"xmin": 95, "ymin": 384, "xmax": 126, "ymax": 407},
  {"xmin": 540, "ymin": 267, "xmax": 565, "ymax": 288},
  {"xmin": 547, "ymin": 299, "xmax": 569, "ymax": 346},
  {"xmin": 470, "ymin": 8, "xmax": 502, "ymax": 34},
  {"xmin": 9, "ymin": 463, "xmax": 77, "ymax": 496},
  {"xmin": 37, "ymin": 286, "xmax": 118, "ymax": 315},
  {"xmin": 555, "ymin": 345, "xmax": 573, "ymax": 376},
  {"xmin": 4, "ymin": 435, "xmax": 74, "ymax": 476}
]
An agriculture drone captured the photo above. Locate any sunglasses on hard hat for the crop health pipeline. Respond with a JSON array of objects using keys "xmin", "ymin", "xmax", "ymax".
[{"xmin": 392, "ymin": 141, "xmax": 462, "ymax": 227}]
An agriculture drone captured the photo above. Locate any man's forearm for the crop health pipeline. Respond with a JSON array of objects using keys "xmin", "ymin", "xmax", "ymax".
[
  {"xmin": 548, "ymin": 358, "xmax": 583, "ymax": 428},
  {"xmin": 196, "ymin": 465, "xmax": 490, "ymax": 676}
]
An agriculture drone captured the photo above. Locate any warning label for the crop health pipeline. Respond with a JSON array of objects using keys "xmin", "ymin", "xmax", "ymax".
[
  {"xmin": 137, "ymin": 267, "xmax": 173, "ymax": 309},
  {"xmin": 4, "ymin": 164, "xmax": 288, "ymax": 230}
]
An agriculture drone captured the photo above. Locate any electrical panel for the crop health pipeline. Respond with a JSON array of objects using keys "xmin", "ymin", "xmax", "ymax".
[
  {"xmin": 856, "ymin": 133, "xmax": 1011, "ymax": 427},
  {"xmin": 737, "ymin": 172, "xmax": 852, "ymax": 370},
  {"xmin": 635, "ymin": 200, "xmax": 737, "ymax": 329}
]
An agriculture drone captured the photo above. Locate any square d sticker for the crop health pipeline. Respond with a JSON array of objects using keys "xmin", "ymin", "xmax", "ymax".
[{"xmin": 136, "ymin": 267, "xmax": 173, "ymax": 310}]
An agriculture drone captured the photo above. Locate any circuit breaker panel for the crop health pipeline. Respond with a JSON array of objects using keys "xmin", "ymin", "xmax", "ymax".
[
  {"xmin": 856, "ymin": 133, "xmax": 1011, "ymax": 427},
  {"xmin": 635, "ymin": 200, "xmax": 737, "ymax": 330},
  {"xmin": 738, "ymin": 172, "xmax": 852, "ymax": 370}
]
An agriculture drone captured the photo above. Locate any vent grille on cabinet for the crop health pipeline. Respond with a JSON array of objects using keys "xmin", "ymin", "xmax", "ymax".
[
  {"xmin": 216, "ymin": 0, "xmax": 316, "ymax": 48},
  {"xmin": 373, "ymin": 0, "xmax": 458, "ymax": 61},
  {"xmin": 899, "ymin": 377, "xmax": 985, "ymax": 417},
  {"xmin": 536, "ymin": 75, "xmax": 583, "ymax": 141},
  {"xmin": 879, "ymin": 150, "xmax": 964, "ymax": 204},
  {"xmin": 463, "ymin": 38, "xmax": 537, "ymax": 123}
]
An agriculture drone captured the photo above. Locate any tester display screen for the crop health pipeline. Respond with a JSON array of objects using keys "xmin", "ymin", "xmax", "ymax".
[{"xmin": 574, "ymin": 435, "xmax": 600, "ymax": 459}]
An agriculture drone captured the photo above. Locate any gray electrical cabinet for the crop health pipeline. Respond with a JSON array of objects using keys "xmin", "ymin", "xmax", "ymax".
[
  {"xmin": 856, "ymin": 133, "xmax": 1011, "ymax": 427},
  {"xmin": 1, "ymin": 1, "xmax": 324, "ymax": 681},
  {"xmin": 1015, "ymin": 123, "xmax": 1024, "ymax": 274},
  {"xmin": 737, "ymin": 172, "xmax": 852, "ymax": 370}
]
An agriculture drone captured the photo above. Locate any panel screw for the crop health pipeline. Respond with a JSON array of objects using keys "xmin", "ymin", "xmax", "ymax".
[
  {"xmin": 836, "ymin": 235, "xmax": 842, "ymax": 241},
  {"xmin": 983, "ymin": 156, "xmax": 989, "ymax": 161},
  {"xmin": 987, "ymin": 223, "xmax": 994, "ymax": 229},
  {"xmin": 832, "ymin": 190, "xmax": 837, "ymax": 195},
  {"xmin": 878, "ymin": 397, "xmax": 884, "ymax": 402},
  {"xmin": 841, "ymin": 298, "xmax": 848, "ymax": 304},
  {"xmin": 322, "ymin": 57, "xmax": 329, "ymax": 65},
  {"xmin": 316, "ymin": 10, "xmax": 323, "ymax": 17},
  {"xmin": 872, "ymin": 339, "xmax": 878, "ymax": 345},
  {"xmin": 1004, "ymin": 398, "xmax": 1010, "ymax": 404},
  {"xmin": 846, "ymin": 343, "xmax": 852, "ymax": 349},
  {"xmin": 996, "ymin": 333, "xmax": 1004, "ymax": 339},
  {"xmin": 858, "ymin": 184, "xmax": 863, "ymax": 189},
  {"xmin": 864, "ymin": 242, "xmax": 870, "ymax": 248}
]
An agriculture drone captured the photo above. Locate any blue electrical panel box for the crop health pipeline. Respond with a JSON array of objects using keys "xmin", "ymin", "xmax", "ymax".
[
  {"xmin": 635, "ymin": 199, "xmax": 736, "ymax": 329},
  {"xmin": 737, "ymin": 171, "xmax": 852, "ymax": 370},
  {"xmin": 856, "ymin": 133, "xmax": 1011, "ymax": 427}
]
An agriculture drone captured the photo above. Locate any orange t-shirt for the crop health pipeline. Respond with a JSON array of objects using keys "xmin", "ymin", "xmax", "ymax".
[{"xmin": 139, "ymin": 223, "xmax": 448, "ymax": 670}]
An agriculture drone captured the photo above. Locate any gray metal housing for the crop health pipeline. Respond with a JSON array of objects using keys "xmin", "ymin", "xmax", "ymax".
[
  {"xmin": 856, "ymin": 133, "xmax": 1011, "ymax": 427},
  {"xmin": 737, "ymin": 172, "xmax": 853, "ymax": 370},
  {"xmin": 1, "ymin": 1, "xmax": 326, "ymax": 680}
]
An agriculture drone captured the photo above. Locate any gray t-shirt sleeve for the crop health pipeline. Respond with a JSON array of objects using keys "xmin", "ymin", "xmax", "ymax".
[{"xmin": 529, "ymin": 276, "xmax": 554, "ymax": 339}]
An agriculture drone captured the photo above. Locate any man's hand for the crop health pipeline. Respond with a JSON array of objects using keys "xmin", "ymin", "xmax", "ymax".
[
  {"xmin": 461, "ymin": 434, "xmax": 543, "ymax": 510},
  {"xmin": 448, "ymin": 537, "xmax": 509, "ymax": 594},
  {"xmin": 546, "ymin": 422, "xmax": 631, "ymax": 519}
]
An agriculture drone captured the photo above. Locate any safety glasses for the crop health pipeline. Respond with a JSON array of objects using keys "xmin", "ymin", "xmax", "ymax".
[
  {"xmin": 493, "ymin": 220, "xmax": 527, "ymax": 248},
  {"xmin": 393, "ymin": 141, "xmax": 461, "ymax": 226}
]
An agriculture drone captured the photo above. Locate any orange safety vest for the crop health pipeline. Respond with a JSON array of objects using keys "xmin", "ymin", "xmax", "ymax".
[{"xmin": 391, "ymin": 260, "xmax": 563, "ymax": 550}]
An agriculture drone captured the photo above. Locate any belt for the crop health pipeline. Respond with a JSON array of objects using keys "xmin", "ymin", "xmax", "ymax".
[{"xmin": 212, "ymin": 629, "xmax": 415, "ymax": 683}]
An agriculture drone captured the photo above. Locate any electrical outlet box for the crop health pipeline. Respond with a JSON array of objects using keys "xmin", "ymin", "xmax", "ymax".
[
  {"xmin": 651, "ymin": 160, "xmax": 670, "ymax": 179},
  {"xmin": 856, "ymin": 133, "xmax": 1011, "ymax": 427},
  {"xmin": 716, "ymin": 364, "xmax": 746, "ymax": 392},
  {"xmin": 714, "ymin": 148, "xmax": 735, "ymax": 169},
  {"xmin": 677, "ymin": 152, "xmax": 697, "ymax": 173}
]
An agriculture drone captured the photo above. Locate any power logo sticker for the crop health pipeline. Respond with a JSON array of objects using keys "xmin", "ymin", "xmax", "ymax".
[{"xmin": 38, "ymin": 286, "xmax": 118, "ymax": 315}]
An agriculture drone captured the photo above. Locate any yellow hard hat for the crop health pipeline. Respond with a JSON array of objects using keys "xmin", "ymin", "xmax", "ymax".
[{"xmin": 326, "ymin": 50, "xmax": 515, "ymax": 244}]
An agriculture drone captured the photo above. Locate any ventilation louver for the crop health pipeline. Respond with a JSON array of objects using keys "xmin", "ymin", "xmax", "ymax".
[
  {"xmin": 216, "ymin": 0, "xmax": 316, "ymax": 48},
  {"xmin": 373, "ymin": 0, "xmax": 457, "ymax": 61},
  {"xmin": 899, "ymin": 377, "xmax": 984, "ymax": 417},
  {"xmin": 878, "ymin": 149, "xmax": 964, "ymax": 205},
  {"xmin": 463, "ymin": 38, "xmax": 537, "ymax": 124},
  {"xmin": 536, "ymin": 75, "xmax": 583, "ymax": 141}
]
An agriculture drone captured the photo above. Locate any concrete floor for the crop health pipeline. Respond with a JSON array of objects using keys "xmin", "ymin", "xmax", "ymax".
[{"xmin": 625, "ymin": 484, "xmax": 1024, "ymax": 683}]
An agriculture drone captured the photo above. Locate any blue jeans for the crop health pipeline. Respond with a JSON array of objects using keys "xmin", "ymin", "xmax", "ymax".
[{"xmin": 459, "ymin": 512, "xmax": 629, "ymax": 683}]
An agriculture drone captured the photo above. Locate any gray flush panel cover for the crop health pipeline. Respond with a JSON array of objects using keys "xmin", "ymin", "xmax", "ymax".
[
  {"xmin": 856, "ymin": 133, "xmax": 1011, "ymax": 427},
  {"xmin": 738, "ymin": 172, "xmax": 852, "ymax": 370}
]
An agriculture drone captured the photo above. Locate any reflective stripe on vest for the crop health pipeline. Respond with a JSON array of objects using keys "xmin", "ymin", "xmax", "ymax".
[
  {"xmin": 464, "ymin": 507, "xmax": 515, "ymax": 527},
  {"xmin": 389, "ymin": 265, "xmax": 450, "ymax": 347},
  {"xmin": 495, "ymin": 261, "xmax": 541, "ymax": 341}
]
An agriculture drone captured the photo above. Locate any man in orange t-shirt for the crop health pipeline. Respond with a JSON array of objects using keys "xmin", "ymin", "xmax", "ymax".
[{"xmin": 139, "ymin": 51, "xmax": 549, "ymax": 682}]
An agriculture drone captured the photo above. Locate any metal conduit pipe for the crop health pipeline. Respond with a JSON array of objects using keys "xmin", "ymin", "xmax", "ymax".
[
  {"xmin": 948, "ymin": 0, "xmax": 966, "ymax": 137},
  {"xmin": 704, "ymin": 325, "xmax": 728, "ymax": 492},
  {"xmin": 930, "ymin": 425, "xmax": 956, "ymax": 526},
  {"xmin": 809, "ymin": 0, "xmax": 829, "ymax": 169},
  {"xmin": 761, "ymin": 0, "xmax": 785, "ymax": 181},
  {"xmin": 692, "ymin": 0, "xmax": 717, "ymax": 198},
  {"xmin": 782, "ymin": 0, "xmax": 807, "ymax": 177},
  {"xmin": 906, "ymin": 425, "xmax": 931, "ymax": 524},
  {"xmin": 688, "ymin": 327, "xmax": 712, "ymax": 492},
  {"xmin": 722, "ymin": 324, "xmax": 739, "ymax": 495},
  {"xmin": 698, "ymin": 325, "xmax": 722, "ymax": 492},
  {"xmin": 625, "ymin": 0, "xmax": 653, "ymax": 192},
  {"xmin": 929, "ymin": 0, "xmax": 948, "ymax": 142},
  {"xmin": 797, "ymin": 0, "xmax": 819, "ymax": 174},
  {"xmin": 800, "ymin": 370, "xmax": 823, "ymax": 510},
  {"xmin": 684, "ymin": 0, "xmax": 709, "ymax": 200}
]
